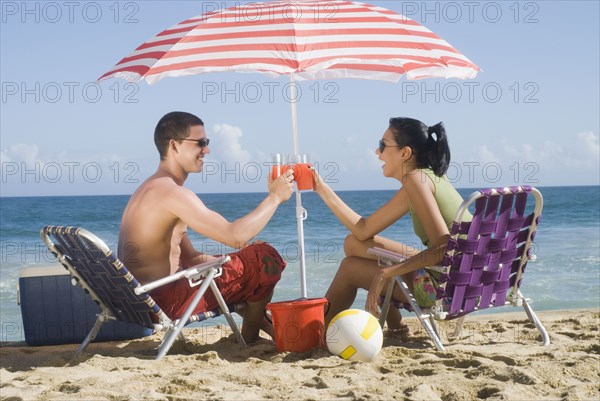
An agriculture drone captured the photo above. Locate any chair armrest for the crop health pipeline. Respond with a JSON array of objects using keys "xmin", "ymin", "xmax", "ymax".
[
  {"xmin": 367, "ymin": 247, "xmax": 407, "ymax": 264},
  {"xmin": 134, "ymin": 255, "xmax": 231, "ymax": 295},
  {"xmin": 368, "ymin": 247, "xmax": 446, "ymax": 274}
]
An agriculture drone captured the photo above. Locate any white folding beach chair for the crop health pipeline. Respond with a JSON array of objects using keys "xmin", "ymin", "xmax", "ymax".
[{"xmin": 41, "ymin": 225, "xmax": 246, "ymax": 359}]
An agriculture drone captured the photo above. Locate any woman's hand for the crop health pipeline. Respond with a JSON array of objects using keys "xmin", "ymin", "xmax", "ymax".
[
  {"xmin": 366, "ymin": 269, "xmax": 388, "ymax": 318},
  {"xmin": 309, "ymin": 166, "xmax": 328, "ymax": 195}
]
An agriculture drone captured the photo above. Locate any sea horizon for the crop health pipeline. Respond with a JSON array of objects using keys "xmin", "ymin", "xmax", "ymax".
[{"xmin": 1, "ymin": 183, "xmax": 597, "ymax": 199}]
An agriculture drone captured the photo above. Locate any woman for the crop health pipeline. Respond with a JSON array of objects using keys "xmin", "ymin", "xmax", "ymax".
[{"xmin": 313, "ymin": 117, "xmax": 466, "ymax": 332}]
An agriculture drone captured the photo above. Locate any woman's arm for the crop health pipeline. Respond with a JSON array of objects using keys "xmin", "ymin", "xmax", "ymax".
[
  {"xmin": 314, "ymin": 170, "xmax": 410, "ymax": 241},
  {"xmin": 364, "ymin": 171, "xmax": 450, "ymax": 316},
  {"xmin": 365, "ymin": 236, "xmax": 448, "ymax": 317}
]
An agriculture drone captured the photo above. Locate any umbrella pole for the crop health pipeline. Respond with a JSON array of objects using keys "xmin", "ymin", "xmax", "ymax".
[{"xmin": 290, "ymin": 73, "xmax": 308, "ymax": 299}]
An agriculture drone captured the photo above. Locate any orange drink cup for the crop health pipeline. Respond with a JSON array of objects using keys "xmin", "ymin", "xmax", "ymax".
[
  {"xmin": 271, "ymin": 164, "xmax": 292, "ymax": 181},
  {"xmin": 271, "ymin": 154, "xmax": 284, "ymax": 181},
  {"xmin": 294, "ymin": 163, "xmax": 314, "ymax": 190},
  {"xmin": 271, "ymin": 164, "xmax": 281, "ymax": 181}
]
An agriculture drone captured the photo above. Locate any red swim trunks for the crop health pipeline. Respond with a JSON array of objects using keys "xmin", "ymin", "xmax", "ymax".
[{"xmin": 150, "ymin": 242, "xmax": 286, "ymax": 320}]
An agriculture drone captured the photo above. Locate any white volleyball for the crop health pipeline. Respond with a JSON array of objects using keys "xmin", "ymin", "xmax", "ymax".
[{"xmin": 326, "ymin": 309, "xmax": 383, "ymax": 362}]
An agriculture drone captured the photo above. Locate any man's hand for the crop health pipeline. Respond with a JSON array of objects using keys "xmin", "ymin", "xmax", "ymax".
[{"xmin": 268, "ymin": 168, "xmax": 294, "ymax": 204}]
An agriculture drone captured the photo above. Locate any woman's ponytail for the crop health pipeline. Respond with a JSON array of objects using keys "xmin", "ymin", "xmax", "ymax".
[{"xmin": 426, "ymin": 122, "xmax": 450, "ymax": 176}]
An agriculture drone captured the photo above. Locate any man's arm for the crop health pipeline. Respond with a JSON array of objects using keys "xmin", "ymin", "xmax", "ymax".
[
  {"xmin": 179, "ymin": 233, "xmax": 218, "ymax": 267},
  {"xmin": 167, "ymin": 174, "xmax": 293, "ymax": 249}
]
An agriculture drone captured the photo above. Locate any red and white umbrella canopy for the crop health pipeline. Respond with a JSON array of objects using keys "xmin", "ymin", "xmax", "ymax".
[{"xmin": 99, "ymin": 0, "xmax": 479, "ymax": 84}]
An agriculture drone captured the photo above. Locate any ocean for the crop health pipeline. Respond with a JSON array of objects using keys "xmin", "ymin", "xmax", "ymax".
[{"xmin": 1, "ymin": 186, "xmax": 599, "ymax": 342}]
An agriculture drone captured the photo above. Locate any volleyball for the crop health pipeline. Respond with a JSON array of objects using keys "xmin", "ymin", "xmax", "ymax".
[{"xmin": 326, "ymin": 309, "xmax": 383, "ymax": 362}]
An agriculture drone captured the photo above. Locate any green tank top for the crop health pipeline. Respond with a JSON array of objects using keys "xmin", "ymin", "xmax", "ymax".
[{"xmin": 409, "ymin": 169, "xmax": 468, "ymax": 247}]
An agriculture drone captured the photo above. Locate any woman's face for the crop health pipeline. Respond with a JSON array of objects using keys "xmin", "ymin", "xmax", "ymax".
[{"xmin": 376, "ymin": 128, "xmax": 405, "ymax": 178}]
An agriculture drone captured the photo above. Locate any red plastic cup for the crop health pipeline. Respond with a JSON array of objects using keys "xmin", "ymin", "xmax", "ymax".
[{"xmin": 294, "ymin": 163, "xmax": 314, "ymax": 191}]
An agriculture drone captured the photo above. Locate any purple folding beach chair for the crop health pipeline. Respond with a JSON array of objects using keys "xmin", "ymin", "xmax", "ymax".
[
  {"xmin": 41, "ymin": 226, "xmax": 246, "ymax": 359},
  {"xmin": 369, "ymin": 186, "xmax": 549, "ymax": 351}
]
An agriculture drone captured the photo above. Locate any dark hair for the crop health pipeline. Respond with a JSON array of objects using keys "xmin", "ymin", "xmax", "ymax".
[
  {"xmin": 388, "ymin": 117, "xmax": 450, "ymax": 176},
  {"xmin": 154, "ymin": 111, "xmax": 204, "ymax": 160}
]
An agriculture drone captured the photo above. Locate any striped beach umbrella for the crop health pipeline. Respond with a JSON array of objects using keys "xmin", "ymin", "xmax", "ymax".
[
  {"xmin": 99, "ymin": 0, "xmax": 479, "ymax": 84},
  {"xmin": 99, "ymin": 0, "xmax": 479, "ymax": 298}
]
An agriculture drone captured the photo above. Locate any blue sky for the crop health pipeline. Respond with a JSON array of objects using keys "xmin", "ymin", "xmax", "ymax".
[{"xmin": 1, "ymin": 0, "xmax": 599, "ymax": 197}]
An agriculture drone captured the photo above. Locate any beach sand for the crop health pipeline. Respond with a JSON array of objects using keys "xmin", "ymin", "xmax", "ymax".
[{"xmin": 1, "ymin": 308, "xmax": 599, "ymax": 401}]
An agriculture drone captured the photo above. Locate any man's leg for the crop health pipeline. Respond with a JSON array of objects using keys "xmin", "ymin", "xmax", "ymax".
[
  {"xmin": 223, "ymin": 242, "xmax": 285, "ymax": 343},
  {"xmin": 239, "ymin": 291, "xmax": 274, "ymax": 343}
]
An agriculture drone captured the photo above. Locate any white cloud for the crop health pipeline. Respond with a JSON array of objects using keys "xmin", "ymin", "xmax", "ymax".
[
  {"xmin": 578, "ymin": 131, "xmax": 600, "ymax": 159},
  {"xmin": 1, "ymin": 143, "xmax": 125, "ymax": 166},
  {"xmin": 460, "ymin": 131, "xmax": 599, "ymax": 186},
  {"xmin": 365, "ymin": 148, "xmax": 382, "ymax": 171},
  {"xmin": 534, "ymin": 132, "xmax": 599, "ymax": 170},
  {"xmin": 211, "ymin": 123, "xmax": 251, "ymax": 164},
  {"xmin": 500, "ymin": 141, "xmax": 535, "ymax": 162},
  {"xmin": 474, "ymin": 132, "xmax": 599, "ymax": 171},
  {"xmin": 0, "ymin": 143, "xmax": 144, "ymax": 196},
  {"xmin": 1, "ymin": 144, "xmax": 40, "ymax": 164},
  {"xmin": 342, "ymin": 136, "xmax": 382, "ymax": 170},
  {"xmin": 334, "ymin": 145, "xmax": 380, "ymax": 174},
  {"xmin": 477, "ymin": 145, "xmax": 501, "ymax": 164}
]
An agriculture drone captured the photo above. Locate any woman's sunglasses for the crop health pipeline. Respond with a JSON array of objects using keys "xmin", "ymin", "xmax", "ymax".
[
  {"xmin": 181, "ymin": 138, "xmax": 210, "ymax": 148},
  {"xmin": 378, "ymin": 139, "xmax": 402, "ymax": 153}
]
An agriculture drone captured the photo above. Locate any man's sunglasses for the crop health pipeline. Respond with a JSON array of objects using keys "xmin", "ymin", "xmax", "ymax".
[
  {"xmin": 181, "ymin": 138, "xmax": 210, "ymax": 148},
  {"xmin": 378, "ymin": 139, "xmax": 403, "ymax": 153}
]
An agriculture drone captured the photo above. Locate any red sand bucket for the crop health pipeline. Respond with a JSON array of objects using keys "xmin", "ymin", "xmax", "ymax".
[{"xmin": 266, "ymin": 297, "xmax": 328, "ymax": 352}]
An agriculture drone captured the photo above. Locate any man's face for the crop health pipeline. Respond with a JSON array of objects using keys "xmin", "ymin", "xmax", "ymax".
[{"xmin": 176, "ymin": 125, "xmax": 210, "ymax": 173}]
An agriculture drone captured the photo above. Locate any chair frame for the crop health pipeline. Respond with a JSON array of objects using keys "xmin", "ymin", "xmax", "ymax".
[
  {"xmin": 41, "ymin": 226, "xmax": 246, "ymax": 359},
  {"xmin": 370, "ymin": 186, "xmax": 549, "ymax": 351}
]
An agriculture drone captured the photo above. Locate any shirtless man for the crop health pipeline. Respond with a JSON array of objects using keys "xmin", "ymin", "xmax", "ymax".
[{"xmin": 118, "ymin": 111, "xmax": 294, "ymax": 343}]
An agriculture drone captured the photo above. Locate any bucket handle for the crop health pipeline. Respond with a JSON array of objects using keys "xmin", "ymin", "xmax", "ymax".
[
  {"xmin": 264, "ymin": 309, "xmax": 272, "ymax": 325},
  {"xmin": 323, "ymin": 300, "xmax": 330, "ymax": 316}
]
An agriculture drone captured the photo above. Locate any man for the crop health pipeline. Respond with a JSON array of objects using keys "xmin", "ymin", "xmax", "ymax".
[{"xmin": 118, "ymin": 111, "xmax": 294, "ymax": 343}]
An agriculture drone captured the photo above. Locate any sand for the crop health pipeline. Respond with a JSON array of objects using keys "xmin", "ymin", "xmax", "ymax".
[{"xmin": 1, "ymin": 308, "xmax": 599, "ymax": 401}]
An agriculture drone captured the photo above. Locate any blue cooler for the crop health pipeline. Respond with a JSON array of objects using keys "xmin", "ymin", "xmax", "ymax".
[{"xmin": 18, "ymin": 264, "xmax": 153, "ymax": 346}]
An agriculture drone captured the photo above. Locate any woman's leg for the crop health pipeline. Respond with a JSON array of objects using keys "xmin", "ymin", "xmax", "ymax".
[
  {"xmin": 384, "ymin": 304, "xmax": 406, "ymax": 331},
  {"xmin": 324, "ymin": 256, "xmax": 412, "ymax": 327},
  {"xmin": 340, "ymin": 235, "xmax": 420, "ymax": 331}
]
